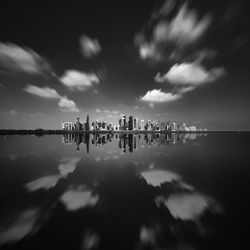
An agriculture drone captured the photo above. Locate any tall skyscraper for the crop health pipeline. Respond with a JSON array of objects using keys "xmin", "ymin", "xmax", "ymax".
[
  {"xmin": 140, "ymin": 120, "xmax": 144, "ymax": 131},
  {"xmin": 128, "ymin": 116, "xmax": 133, "ymax": 130},
  {"xmin": 85, "ymin": 115, "xmax": 90, "ymax": 131}
]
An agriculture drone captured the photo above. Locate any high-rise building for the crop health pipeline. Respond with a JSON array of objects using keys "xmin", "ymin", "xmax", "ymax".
[
  {"xmin": 140, "ymin": 120, "xmax": 145, "ymax": 131},
  {"xmin": 85, "ymin": 115, "xmax": 90, "ymax": 131},
  {"xmin": 122, "ymin": 115, "xmax": 126, "ymax": 130},
  {"xmin": 128, "ymin": 116, "xmax": 133, "ymax": 130}
]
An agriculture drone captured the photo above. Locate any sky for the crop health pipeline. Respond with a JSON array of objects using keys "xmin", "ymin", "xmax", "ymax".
[{"xmin": 0, "ymin": 0, "xmax": 250, "ymax": 130}]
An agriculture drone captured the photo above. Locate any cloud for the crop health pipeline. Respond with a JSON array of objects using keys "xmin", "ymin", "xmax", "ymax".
[
  {"xmin": 58, "ymin": 157, "xmax": 80, "ymax": 177},
  {"xmin": 79, "ymin": 35, "xmax": 101, "ymax": 58},
  {"xmin": 153, "ymin": 3, "xmax": 211, "ymax": 46},
  {"xmin": 0, "ymin": 209, "xmax": 41, "ymax": 245},
  {"xmin": 140, "ymin": 89, "xmax": 181, "ymax": 104},
  {"xmin": 156, "ymin": 63, "xmax": 226, "ymax": 86},
  {"xmin": 0, "ymin": 42, "xmax": 51, "ymax": 74},
  {"xmin": 135, "ymin": 1, "xmax": 211, "ymax": 61},
  {"xmin": 25, "ymin": 175, "xmax": 61, "ymax": 192},
  {"xmin": 58, "ymin": 97, "xmax": 80, "ymax": 112},
  {"xmin": 60, "ymin": 187, "xmax": 99, "ymax": 211},
  {"xmin": 60, "ymin": 70, "xmax": 99, "ymax": 91},
  {"xmin": 24, "ymin": 85, "xmax": 80, "ymax": 112},
  {"xmin": 24, "ymin": 85, "xmax": 62, "ymax": 99},
  {"xmin": 96, "ymin": 108, "xmax": 101, "ymax": 113},
  {"xmin": 156, "ymin": 192, "xmax": 222, "ymax": 221},
  {"xmin": 140, "ymin": 169, "xmax": 181, "ymax": 187}
]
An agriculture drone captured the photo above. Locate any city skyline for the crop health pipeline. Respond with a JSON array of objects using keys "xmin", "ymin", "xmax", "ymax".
[
  {"xmin": 61, "ymin": 114, "xmax": 202, "ymax": 132},
  {"xmin": 1, "ymin": 0, "xmax": 250, "ymax": 130}
]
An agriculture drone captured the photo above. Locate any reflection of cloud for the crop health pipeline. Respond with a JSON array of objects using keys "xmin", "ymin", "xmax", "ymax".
[
  {"xmin": 140, "ymin": 225, "xmax": 156, "ymax": 246},
  {"xmin": 156, "ymin": 192, "xmax": 222, "ymax": 220},
  {"xmin": 0, "ymin": 208, "xmax": 40, "ymax": 245},
  {"xmin": 60, "ymin": 187, "xmax": 99, "ymax": 211},
  {"xmin": 58, "ymin": 157, "xmax": 80, "ymax": 177},
  {"xmin": 81, "ymin": 230, "xmax": 100, "ymax": 250},
  {"xmin": 140, "ymin": 170, "xmax": 180, "ymax": 187},
  {"xmin": 25, "ymin": 175, "xmax": 61, "ymax": 192},
  {"xmin": 95, "ymin": 157, "xmax": 101, "ymax": 162}
]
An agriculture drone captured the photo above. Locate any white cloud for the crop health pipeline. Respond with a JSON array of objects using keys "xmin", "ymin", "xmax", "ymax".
[
  {"xmin": 135, "ymin": 1, "xmax": 211, "ymax": 61},
  {"xmin": 58, "ymin": 157, "xmax": 80, "ymax": 177},
  {"xmin": 153, "ymin": 3, "xmax": 211, "ymax": 46},
  {"xmin": 58, "ymin": 97, "xmax": 80, "ymax": 112},
  {"xmin": 96, "ymin": 108, "xmax": 101, "ymax": 113},
  {"xmin": 0, "ymin": 42, "xmax": 51, "ymax": 74},
  {"xmin": 156, "ymin": 192, "xmax": 222, "ymax": 221},
  {"xmin": 79, "ymin": 35, "xmax": 101, "ymax": 58},
  {"xmin": 60, "ymin": 187, "xmax": 99, "ymax": 211},
  {"xmin": 157, "ymin": 63, "xmax": 225, "ymax": 85},
  {"xmin": 140, "ymin": 169, "xmax": 181, "ymax": 187},
  {"xmin": 25, "ymin": 175, "xmax": 61, "ymax": 192},
  {"xmin": 60, "ymin": 70, "xmax": 99, "ymax": 91},
  {"xmin": 0, "ymin": 209, "xmax": 40, "ymax": 245},
  {"xmin": 140, "ymin": 89, "xmax": 181, "ymax": 103},
  {"xmin": 24, "ymin": 85, "xmax": 62, "ymax": 99}
]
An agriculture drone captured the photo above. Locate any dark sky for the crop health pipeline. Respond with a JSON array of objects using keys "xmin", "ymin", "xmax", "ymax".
[{"xmin": 0, "ymin": 0, "xmax": 250, "ymax": 130}]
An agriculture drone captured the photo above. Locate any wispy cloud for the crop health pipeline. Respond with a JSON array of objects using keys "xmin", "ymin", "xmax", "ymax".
[
  {"xmin": 79, "ymin": 35, "xmax": 101, "ymax": 58},
  {"xmin": 24, "ymin": 85, "xmax": 80, "ymax": 112},
  {"xmin": 0, "ymin": 42, "xmax": 51, "ymax": 74},
  {"xmin": 135, "ymin": 1, "xmax": 211, "ymax": 62},
  {"xmin": 24, "ymin": 85, "xmax": 62, "ymax": 99},
  {"xmin": 60, "ymin": 70, "xmax": 99, "ymax": 91}
]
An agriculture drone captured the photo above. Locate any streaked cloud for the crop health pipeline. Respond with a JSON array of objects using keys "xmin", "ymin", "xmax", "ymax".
[
  {"xmin": 153, "ymin": 3, "xmax": 211, "ymax": 46},
  {"xmin": 79, "ymin": 35, "xmax": 101, "ymax": 58},
  {"xmin": 60, "ymin": 70, "xmax": 99, "ymax": 91},
  {"xmin": 24, "ymin": 85, "xmax": 62, "ymax": 99},
  {"xmin": 0, "ymin": 42, "xmax": 51, "ymax": 74},
  {"xmin": 156, "ymin": 63, "xmax": 226, "ymax": 86},
  {"xmin": 58, "ymin": 97, "xmax": 80, "ymax": 112},
  {"xmin": 24, "ymin": 85, "xmax": 80, "ymax": 112},
  {"xmin": 0, "ymin": 209, "xmax": 41, "ymax": 245},
  {"xmin": 140, "ymin": 89, "xmax": 181, "ymax": 104},
  {"xmin": 25, "ymin": 175, "xmax": 61, "ymax": 192},
  {"xmin": 135, "ymin": 1, "xmax": 211, "ymax": 62}
]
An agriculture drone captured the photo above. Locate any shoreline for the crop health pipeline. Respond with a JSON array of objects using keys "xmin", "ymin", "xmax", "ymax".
[{"xmin": 0, "ymin": 129, "xmax": 250, "ymax": 135}]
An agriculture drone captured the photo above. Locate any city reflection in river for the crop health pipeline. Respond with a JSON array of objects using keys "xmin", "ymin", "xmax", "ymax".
[
  {"xmin": 0, "ymin": 133, "xmax": 249, "ymax": 250},
  {"xmin": 62, "ymin": 132, "xmax": 204, "ymax": 153}
]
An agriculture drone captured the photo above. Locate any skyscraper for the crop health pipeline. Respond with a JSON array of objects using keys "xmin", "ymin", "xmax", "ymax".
[
  {"xmin": 128, "ymin": 116, "xmax": 133, "ymax": 130},
  {"xmin": 85, "ymin": 115, "xmax": 90, "ymax": 131}
]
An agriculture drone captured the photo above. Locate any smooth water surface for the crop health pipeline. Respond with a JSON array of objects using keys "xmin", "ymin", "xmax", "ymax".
[{"xmin": 0, "ymin": 133, "xmax": 249, "ymax": 250}]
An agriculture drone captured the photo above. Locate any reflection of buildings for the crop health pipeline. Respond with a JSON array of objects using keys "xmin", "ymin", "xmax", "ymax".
[{"xmin": 62, "ymin": 133, "xmax": 202, "ymax": 153}]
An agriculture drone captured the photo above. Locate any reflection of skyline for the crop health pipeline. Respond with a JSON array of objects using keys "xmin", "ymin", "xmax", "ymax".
[{"xmin": 62, "ymin": 133, "xmax": 205, "ymax": 153}]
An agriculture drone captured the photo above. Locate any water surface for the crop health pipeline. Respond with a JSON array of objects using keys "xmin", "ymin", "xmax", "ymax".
[{"xmin": 0, "ymin": 133, "xmax": 249, "ymax": 250}]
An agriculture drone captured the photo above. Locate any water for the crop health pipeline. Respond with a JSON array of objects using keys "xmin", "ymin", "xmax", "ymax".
[{"xmin": 0, "ymin": 133, "xmax": 249, "ymax": 250}]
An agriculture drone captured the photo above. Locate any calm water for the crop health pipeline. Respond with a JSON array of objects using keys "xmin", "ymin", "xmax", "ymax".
[{"xmin": 0, "ymin": 133, "xmax": 250, "ymax": 250}]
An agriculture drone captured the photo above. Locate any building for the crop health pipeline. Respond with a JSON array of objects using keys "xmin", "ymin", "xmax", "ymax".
[
  {"xmin": 62, "ymin": 121, "xmax": 73, "ymax": 131},
  {"xmin": 128, "ymin": 116, "xmax": 133, "ymax": 130}
]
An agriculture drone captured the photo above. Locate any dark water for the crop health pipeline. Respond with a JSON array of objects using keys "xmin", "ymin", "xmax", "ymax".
[{"xmin": 0, "ymin": 133, "xmax": 249, "ymax": 250}]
